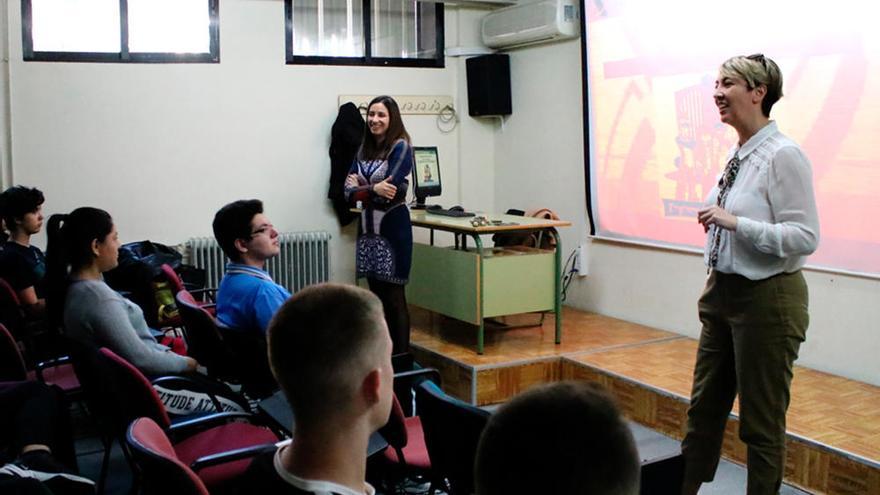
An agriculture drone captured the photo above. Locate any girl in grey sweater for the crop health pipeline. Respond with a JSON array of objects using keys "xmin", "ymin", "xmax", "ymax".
[{"xmin": 46, "ymin": 207, "xmax": 197, "ymax": 376}]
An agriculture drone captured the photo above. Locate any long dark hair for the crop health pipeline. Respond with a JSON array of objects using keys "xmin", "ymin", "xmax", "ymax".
[
  {"xmin": 359, "ymin": 95, "xmax": 411, "ymax": 161},
  {"xmin": 46, "ymin": 207, "xmax": 114, "ymax": 328}
]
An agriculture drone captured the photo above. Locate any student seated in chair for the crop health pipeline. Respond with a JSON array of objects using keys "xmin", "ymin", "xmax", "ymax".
[
  {"xmin": 212, "ymin": 199, "xmax": 290, "ymax": 335},
  {"xmin": 0, "ymin": 186, "xmax": 48, "ymax": 318},
  {"xmin": 474, "ymin": 381, "xmax": 641, "ymax": 495},
  {"xmin": 238, "ymin": 283, "xmax": 394, "ymax": 494}
]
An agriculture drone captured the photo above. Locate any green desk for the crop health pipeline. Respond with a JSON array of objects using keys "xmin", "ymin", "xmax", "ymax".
[{"xmin": 406, "ymin": 211, "xmax": 571, "ymax": 354}]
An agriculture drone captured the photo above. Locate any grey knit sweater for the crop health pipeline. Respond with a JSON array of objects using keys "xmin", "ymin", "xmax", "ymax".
[{"xmin": 64, "ymin": 279, "xmax": 190, "ymax": 375}]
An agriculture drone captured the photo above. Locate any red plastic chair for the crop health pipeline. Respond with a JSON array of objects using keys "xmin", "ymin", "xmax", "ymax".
[
  {"xmin": 0, "ymin": 322, "xmax": 80, "ymax": 394},
  {"xmin": 126, "ymin": 417, "xmax": 278, "ymax": 495},
  {"xmin": 70, "ymin": 344, "xmax": 281, "ymax": 493},
  {"xmin": 127, "ymin": 417, "xmax": 210, "ymax": 495},
  {"xmin": 376, "ymin": 368, "xmax": 443, "ymax": 492},
  {"xmin": 160, "ymin": 264, "xmax": 215, "ymax": 313}
]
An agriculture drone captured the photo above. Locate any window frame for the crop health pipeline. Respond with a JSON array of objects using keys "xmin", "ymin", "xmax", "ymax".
[
  {"xmin": 21, "ymin": 0, "xmax": 220, "ymax": 64},
  {"xmin": 284, "ymin": 0, "xmax": 444, "ymax": 68}
]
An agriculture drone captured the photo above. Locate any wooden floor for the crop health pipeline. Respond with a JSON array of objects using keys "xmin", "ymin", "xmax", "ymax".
[{"xmin": 410, "ymin": 306, "xmax": 880, "ymax": 494}]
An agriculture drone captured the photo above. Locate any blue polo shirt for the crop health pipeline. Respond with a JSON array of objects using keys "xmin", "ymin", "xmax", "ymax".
[{"xmin": 216, "ymin": 263, "xmax": 291, "ymax": 335}]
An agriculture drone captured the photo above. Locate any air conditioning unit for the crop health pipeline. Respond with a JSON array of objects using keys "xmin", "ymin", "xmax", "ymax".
[{"xmin": 481, "ymin": 0, "xmax": 580, "ymax": 49}]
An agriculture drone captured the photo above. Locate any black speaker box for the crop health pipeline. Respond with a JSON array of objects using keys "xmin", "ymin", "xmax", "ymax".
[{"xmin": 466, "ymin": 54, "xmax": 512, "ymax": 117}]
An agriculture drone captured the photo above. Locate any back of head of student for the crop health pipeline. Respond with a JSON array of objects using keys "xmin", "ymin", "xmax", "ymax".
[
  {"xmin": 267, "ymin": 283, "xmax": 393, "ymax": 431},
  {"xmin": 475, "ymin": 381, "xmax": 640, "ymax": 495}
]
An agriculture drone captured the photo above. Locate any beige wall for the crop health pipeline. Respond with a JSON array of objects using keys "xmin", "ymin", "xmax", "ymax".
[{"xmin": 4, "ymin": 2, "xmax": 877, "ymax": 385}]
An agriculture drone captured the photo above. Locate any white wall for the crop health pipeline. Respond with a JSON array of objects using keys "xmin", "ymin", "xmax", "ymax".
[
  {"xmin": 7, "ymin": 0, "xmax": 482, "ymax": 280},
  {"xmin": 5, "ymin": 2, "xmax": 877, "ymax": 385},
  {"xmin": 493, "ymin": 38, "xmax": 880, "ymax": 386}
]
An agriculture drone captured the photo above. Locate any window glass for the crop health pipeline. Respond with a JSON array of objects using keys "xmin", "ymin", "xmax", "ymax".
[
  {"xmin": 288, "ymin": 0, "xmax": 442, "ymax": 66},
  {"xmin": 293, "ymin": 0, "xmax": 364, "ymax": 57},
  {"xmin": 128, "ymin": 0, "xmax": 211, "ymax": 53},
  {"xmin": 31, "ymin": 0, "xmax": 120, "ymax": 53}
]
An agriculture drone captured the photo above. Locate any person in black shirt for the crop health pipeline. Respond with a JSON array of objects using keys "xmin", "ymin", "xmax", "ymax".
[
  {"xmin": 0, "ymin": 186, "xmax": 47, "ymax": 318},
  {"xmin": 238, "ymin": 283, "xmax": 394, "ymax": 495}
]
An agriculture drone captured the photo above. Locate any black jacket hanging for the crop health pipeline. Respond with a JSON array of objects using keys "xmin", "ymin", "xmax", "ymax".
[{"xmin": 328, "ymin": 102, "xmax": 365, "ymax": 226}]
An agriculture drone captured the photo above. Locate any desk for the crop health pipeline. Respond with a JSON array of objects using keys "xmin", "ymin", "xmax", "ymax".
[
  {"xmin": 258, "ymin": 391, "xmax": 388, "ymax": 456},
  {"xmin": 407, "ymin": 211, "xmax": 571, "ymax": 354}
]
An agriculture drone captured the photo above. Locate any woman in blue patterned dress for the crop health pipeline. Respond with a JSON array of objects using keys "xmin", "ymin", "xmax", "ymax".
[{"xmin": 344, "ymin": 95, "xmax": 413, "ymax": 353}]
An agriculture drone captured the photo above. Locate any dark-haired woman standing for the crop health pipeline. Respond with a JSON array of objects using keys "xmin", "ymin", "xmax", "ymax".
[{"xmin": 344, "ymin": 96, "xmax": 414, "ymax": 354}]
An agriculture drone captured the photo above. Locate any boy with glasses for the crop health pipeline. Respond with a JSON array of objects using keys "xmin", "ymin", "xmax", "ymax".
[{"xmin": 212, "ymin": 199, "xmax": 291, "ymax": 335}]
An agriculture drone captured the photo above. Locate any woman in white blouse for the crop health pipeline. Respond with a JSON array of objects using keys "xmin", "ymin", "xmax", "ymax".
[{"xmin": 681, "ymin": 54, "xmax": 819, "ymax": 495}]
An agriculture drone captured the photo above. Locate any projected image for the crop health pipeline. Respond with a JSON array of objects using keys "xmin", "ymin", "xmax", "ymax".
[{"xmin": 584, "ymin": 0, "xmax": 880, "ymax": 275}]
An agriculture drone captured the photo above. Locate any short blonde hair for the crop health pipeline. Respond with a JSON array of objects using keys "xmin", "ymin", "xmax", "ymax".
[
  {"xmin": 267, "ymin": 283, "xmax": 386, "ymax": 427},
  {"xmin": 720, "ymin": 54, "xmax": 783, "ymax": 117}
]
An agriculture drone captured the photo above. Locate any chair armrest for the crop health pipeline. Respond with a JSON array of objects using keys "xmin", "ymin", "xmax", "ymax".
[
  {"xmin": 394, "ymin": 368, "xmax": 441, "ymax": 386},
  {"xmin": 34, "ymin": 355, "xmax": 72, "ymax": 382},
  {"xmin": 187, "ymin": 288, "xmax": 217, "ymax": 303},
  {"xmin": 392, "ymin": 352, "xmax": 414, "ymax": 373},
  {"xmin": 167, "ymin": 411, "xmax": 262, "ymax": 437},
  {"xmin": 190, "ymin": 442, "xmax": 281, "ymax": 473}
]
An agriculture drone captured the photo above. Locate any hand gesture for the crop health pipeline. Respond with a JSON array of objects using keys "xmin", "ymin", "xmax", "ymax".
[
  {"xmin": 345, "ymin": 174, "xmax": 360, "ymax": 188},
  {"xmin": 372, "ymin": 178, "xmax": 397, "ymax": 200},
  {"xmin": 698, "ymin": 205, "xmax": 738, "ymax": 233}
]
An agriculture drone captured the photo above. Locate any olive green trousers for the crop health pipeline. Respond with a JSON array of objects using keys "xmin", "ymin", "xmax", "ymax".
[{"xmin": 682, "ymin": 270, "xmax": 808, "ymax": 495}]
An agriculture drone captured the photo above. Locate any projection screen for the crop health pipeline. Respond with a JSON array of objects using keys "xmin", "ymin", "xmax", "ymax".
[{"xmin": 583, "ymin": 0, "xmax": 880, "ymax": 277}]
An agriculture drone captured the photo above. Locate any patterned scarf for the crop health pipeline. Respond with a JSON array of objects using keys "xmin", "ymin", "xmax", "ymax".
[{"xmin": 708, "ymin": 154, "xmax": 741, "ymax": 268}]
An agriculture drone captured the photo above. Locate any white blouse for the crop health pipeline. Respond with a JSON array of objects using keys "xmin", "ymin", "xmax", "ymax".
[{"xmin": 703, "ymin": 121, "xmax": 820, "ymax": 280}]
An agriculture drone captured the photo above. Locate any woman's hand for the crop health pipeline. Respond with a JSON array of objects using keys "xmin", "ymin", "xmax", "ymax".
[
  {"xmin": 372, "ymin": 178, "xmax": 397, "ymax": 200},
  {"xmin": 345, "ymin": 174, "xmax": 360, "ymax": 188},
  {"xmin": 698, "ymin": 205, "xmax": 738, "ymax": 233}
]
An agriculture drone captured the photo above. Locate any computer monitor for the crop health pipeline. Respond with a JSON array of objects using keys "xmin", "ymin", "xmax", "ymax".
[{"xmin": 412, "ymin": 146, "xmax": 441, "ymax": 209}]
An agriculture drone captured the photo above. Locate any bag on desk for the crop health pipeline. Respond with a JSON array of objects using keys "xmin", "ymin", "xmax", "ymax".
[{"xmin": 491, "ymin": 208, "xmax": 559, "ymax": 250}]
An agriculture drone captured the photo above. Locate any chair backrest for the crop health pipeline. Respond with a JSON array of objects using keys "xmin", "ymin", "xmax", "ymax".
[
  {"xmin": 100, "ymin": 347, "xmax": 172, "ymax": 429},
  {"xmin": 415, "ymin": 381, "xmax": 491, "ymax": 495},
  {"xmin": 0, "ymin": 322, "xmax": 28, "ymax": 381},
  {"xmin": 378, "ymin": 393, "xmax": 409, "ymax": 451},
  {"xmin": 0, "ymin": 277, "xmax": 24, "ymax": 333},
  {"xmin": 175, "ymin": 290, "xmax": 233, "ymax": 377},
  {"xmin": 126, "ymin": 417, "xmax": 210, "ymax": 495},
  {"xmin": 160, "ymin": 264, "xmax": 186, "ymax": 295},
  {"xmin": 70, "ymin": 339, "xmax": 171, "ymax": 437},
  {"xmin": 215, "ymin": 325, "xmax": 277, "ymax": 399}
]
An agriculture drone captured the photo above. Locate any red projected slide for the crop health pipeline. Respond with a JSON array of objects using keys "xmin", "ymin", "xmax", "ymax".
[{"xmin": 585, "ymin": 0, "xmax": 880, "ymax": 276}]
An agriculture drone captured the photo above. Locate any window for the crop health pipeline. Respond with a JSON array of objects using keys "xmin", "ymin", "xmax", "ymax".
[
  {"xmin": 21, "ymin": 0, "xmax": 219, "ymax": 63},
  {"xmin": 285, "ymin": 0, "xmax": 444, "ymax": 67}
]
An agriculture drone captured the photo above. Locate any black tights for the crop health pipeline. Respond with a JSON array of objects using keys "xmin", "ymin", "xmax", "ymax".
[{"xmin": 367, "ymin": 279, "xmax": 410, "ymax": 354}]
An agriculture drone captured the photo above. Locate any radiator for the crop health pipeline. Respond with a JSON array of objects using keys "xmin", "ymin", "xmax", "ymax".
[{"xmin": 185, "ymin": 231, "xmax": 331, "ymax": 294}]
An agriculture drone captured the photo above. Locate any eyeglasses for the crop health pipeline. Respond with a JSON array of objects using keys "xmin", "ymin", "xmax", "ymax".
[
  {"xmin": 249, "ymin": 224, "xmax": 275, "ymax": 238},
  {"xmin": 746, "ymin": 53, "xmax": 771, "ymax": 73}
]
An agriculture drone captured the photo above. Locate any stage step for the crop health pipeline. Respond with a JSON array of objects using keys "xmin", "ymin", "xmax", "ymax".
[{"xmin": 410, "ymin": 307, "xmax": 880, "ymax": 494}]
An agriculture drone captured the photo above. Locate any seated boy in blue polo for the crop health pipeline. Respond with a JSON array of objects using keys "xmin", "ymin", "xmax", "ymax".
[{"xmin": 212, "ymin": 199, "xmax": 291, "ymax": 334}]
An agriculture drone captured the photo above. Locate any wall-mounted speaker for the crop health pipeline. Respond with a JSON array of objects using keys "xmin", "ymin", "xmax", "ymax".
[{"xmin": 466, "ymin": 54, "xmax": 512, "ymax": 117}]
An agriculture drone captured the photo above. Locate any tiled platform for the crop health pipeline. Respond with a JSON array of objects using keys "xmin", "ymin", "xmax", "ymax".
[{"xmin": 409, "ymin": 307, "xmax": 880, "ymax": 494}]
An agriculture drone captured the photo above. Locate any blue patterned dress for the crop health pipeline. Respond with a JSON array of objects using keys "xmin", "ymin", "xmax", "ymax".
[{"xmin": 344, "ymin": 139, "xmax": 413, "ymax": 285}]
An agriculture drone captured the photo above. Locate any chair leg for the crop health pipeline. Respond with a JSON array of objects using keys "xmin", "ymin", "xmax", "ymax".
[
  {"xmin": 118, "ymin": 439, "xmax": 141, "ymax": 495},
  {"xmin": 97, "ymin": 437, "xmax": 112, "ymax": 495}
]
